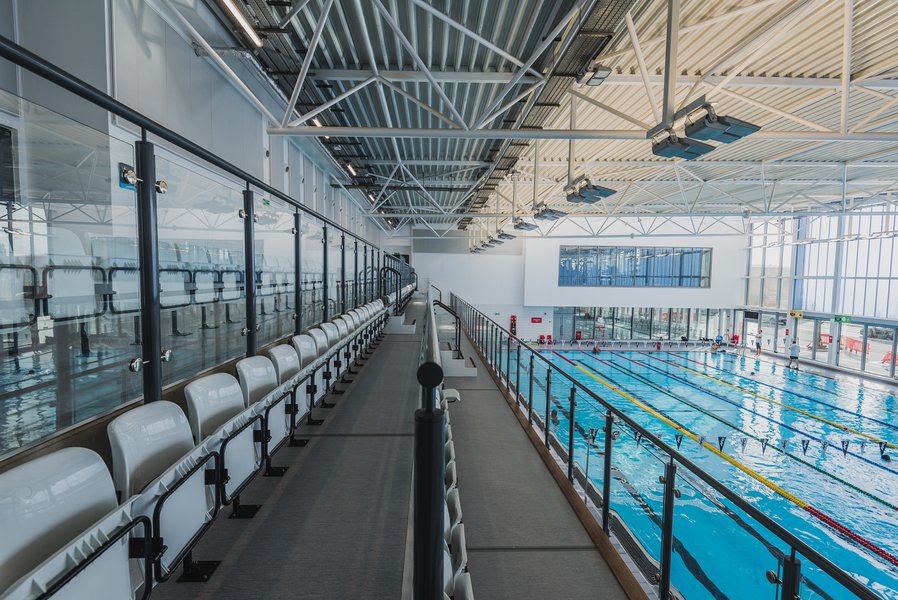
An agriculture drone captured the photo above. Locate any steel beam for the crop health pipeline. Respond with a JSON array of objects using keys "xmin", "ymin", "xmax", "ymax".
[{"xmin": 308, "ymin": 69, "xmax": 540, "ymax": 84}]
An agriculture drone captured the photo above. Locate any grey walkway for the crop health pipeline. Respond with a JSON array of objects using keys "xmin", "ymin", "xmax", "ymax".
[
  {"xmin": 445, "ymin": 335, "xmax": 629, "ymax": 600},
  {"xmin": 154, "ymin": 301, "xmax": 424, "ymax": 600}
]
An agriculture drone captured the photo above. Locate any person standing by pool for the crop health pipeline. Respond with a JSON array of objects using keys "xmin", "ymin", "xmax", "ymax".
[
  {"xmin": 788, "ymin": 339, "xmax": 801, "ymax": 370},
  {"xmin": 755, "ymin": 330, "xmax": 763, "ymax": 356}
]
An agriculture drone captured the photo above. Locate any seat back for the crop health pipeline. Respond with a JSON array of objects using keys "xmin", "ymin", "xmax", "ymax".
[
  {"xmin": 308, "ymin": 328, "xmax": 330, "ymax": 354},
  {"xmin": 235, "ymin": 356, "xmax": 278, "ymax": 405},
  {"xmin": 347, "ymin": 311, "xmax": 361, "ymax": 329},
  {"xmin": 292, "ymin": 334, "xmax": 319, "ymax": 368},
  {"xmin": 108, "ymin": 401, "xmax": 195, "ymax": 498},
  {"xmin": 333, "ymin": 317, "xmax": 350, "ymax": 339},
  {"xmin": 0, "ymin": 448, "xmax": 117, "ymax": 592},
  {"xmin": 320, "ymin": 322, "xmax": 341, "ymax": 347},
  {"xmin": 266, "ymin": 344, "xmax": 301, "ymax": 383},
  {"xmin": 184, "ymin": 373, "xmax": 246, "ymax": 442}
]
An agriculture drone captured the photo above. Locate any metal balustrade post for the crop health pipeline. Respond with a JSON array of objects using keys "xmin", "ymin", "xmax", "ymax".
[
  {"xmin": 602, "ymin": 411, "xmax": 613, "ymax": 533},
  {"xmin": 567, "ymin": 386, "xmax": 576, "ymax": 481},
  {"xmin": 544, "ymin": 369, "xmax": 552, "ymax": 447},
  {"xmin": 505, "ymin": 335, "xmax": 511, "ymax": 388},
  {"xmin": 515, "ymin": 344, "xmax": 521, "ymax": 404},
  {"xmin": 135, "ymin": 137, "xmax": 162, "ymax": 402},
  {"xmin": 528, "ymin": 353, "xmax": 534, "ymax": 424},
  {"xmin": 242, "ymin": 188, "xmax": 257, "ymax": 356},
  {"xmin": 781, "ymin": 552, "xmax": 802, "ymax": 600},
  {"xmin": 293, "ymin": 211, "xmax": 302, "ymax": 335},
  {"xmin": 659, "ymin": 460, "xmax": 677, "ymax": 600},
  {"xmin": 322, "ymin": 226, "xmax": 329, "ymax": 322}
]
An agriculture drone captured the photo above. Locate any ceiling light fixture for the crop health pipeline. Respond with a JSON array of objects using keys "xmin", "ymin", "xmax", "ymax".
[
  {"xmin": 221, "ymin": 0, "xmax": 263, "ymax": 48},
  {"xmin": 512, "ymin": 217, "xmax": 539, "ymax": 231},
  {"xmin": 685, "ymin": 105, "xmax": 760, "ymax": 144},
  {"xmin": 564, "ymin": 174, "xmax": 615, "ymax": 203},
  {"xmin": 346, "ymin": 164, "xmax": 357, "ymax": 177}
]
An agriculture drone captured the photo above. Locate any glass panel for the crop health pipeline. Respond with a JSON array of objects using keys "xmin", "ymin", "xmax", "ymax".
[
  {"xmin": 866, "ymin": 326, "xmax": 895, "ymax": 378},
  {"xmin": 254, "ymin": 195, "xmax": 295, "ymax": 347},
  {"xmin": 652, "ymin": 308, "xmax": 670, "ymax": 339},
  {"xmin": 326, "ymin": 228, "xmax": 343, "ymax": 316},
  {"xmin": 559, "ymin": 245, "xmax": 712, "ymax": 287},
  {"xmin": 670, "ymin": 308, "xmax": 689, "ymax": 340},
  {"xmin": 156, "ymin": 157, "xmax": 245, "ymax": 386},
  {"xmin": 300, "ymin": 217, "xmax": 324, "ymax": 330},
  {"xmin": 836, "ymin": 322, "xmax": 865, "ymax": 371},
  {"xmin": 0, "ymin": 91, "xmax": 143, "ymax": 454}
]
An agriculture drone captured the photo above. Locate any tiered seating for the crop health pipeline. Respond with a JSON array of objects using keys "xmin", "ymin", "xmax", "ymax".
[
  {"xmin": 440, "ymin": 387, "xmax": 474, "ymax": 600},
  {"xmin": 0, "ymin": 297, "xmax": 393, "ymax": 598}
]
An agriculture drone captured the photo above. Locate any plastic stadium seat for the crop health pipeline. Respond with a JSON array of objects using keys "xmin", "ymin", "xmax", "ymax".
[
  {"xmin": 184, "ymin": 373, "xmax": 245, "ymax": 442},
  {"xmin": 235, "ymin": 356, "xmax": 278, "ymax": 406},
  {"xmin": 108, "ymin": 402, "xmax": 218, "ymax": 581},
  {"xmin": 320, "ymin": 321, "xmax": 342, "ymax": 348},
  {"xmin": 453, "ymin": 571, "xmax": 474, "ymax": 600},
  {"xmin": 445, "ymin": 460, "xmax": 457, "ymax": 492},
  {"xmin": 108, "ymin": 401, "xmax": 195, "ymax": 498},
  {"xmin": 292, "ymin": 334, "xmax": 320, "ymax": 368},
  {"xmin": 445, "ymin": 440, "xmax": 456, "ymax": 465},
  {"xmin": 333, "ymin": 317, "xmax": 350, "ymax": 339},
  {"xmin": 450, "ymin": 523, "xmax": 467, "ymax": 576},
  {"xmin": 308, "ymin": 328, "xmax": 330, "ymax": 355},
  {"xmin": 266, "ymin": 345, "xmax": 301, "ymax": 384},
  {"xmin": 447, "ymin": 487, "xmax": 462, "ymax": 532},
  {"xmin": 443, "ymin": 388, "xmax": 461, "ymax": 404},
  {"xmin": 184, "ymin": 374, "xmax": 261, "ymax": 505},
  {"xmin": 0, "ymin": 448, "xmax": 119, "ymax": 592}
]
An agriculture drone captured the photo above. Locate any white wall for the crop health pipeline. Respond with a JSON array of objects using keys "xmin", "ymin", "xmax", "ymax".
[{"xmin": 523, "ymin": 236, "xmax": 744, "ymax": 308}]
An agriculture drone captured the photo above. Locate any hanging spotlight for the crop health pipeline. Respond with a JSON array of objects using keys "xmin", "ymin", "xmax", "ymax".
[
  {"xmin": 513, "ymin": 217, "xmax": 539, "ymax": 231},
  {"xmin": 563, "ymin": 175, "xmax": 615, "ymax": 203},
  {"xmin": 685, "ymin": 105, "xmax": 760, "ymax": 144},
  {"xmin": 346, "ymin": 164, "xmax": 357, "ymax": 177},
  {"xmin": 312, "ymin": 117, "xmax": 329, "ymax": 139},
  {"xmin": 533, "ymin": 203, "xmax": 567, "ymax": 221},
  {"xmin": 652, "ymin": 131, "xmax": 715, "ymax": 160},
  {"xmin": 497, "ymin": 231, "xmax": 516, "ymax": 240}
]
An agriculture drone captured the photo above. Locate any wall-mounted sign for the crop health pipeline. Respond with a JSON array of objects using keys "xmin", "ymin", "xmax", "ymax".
[
  {"xmin": 789, "ymin": 310, "xmax": 803, "ymax": 319},
  {"xmin": 834, "ymin": 314, "xmax": 851, "ymax": 323},
  {"xmin": 531, "ymin": 317, "xmax": 543, "ymax": 323}
]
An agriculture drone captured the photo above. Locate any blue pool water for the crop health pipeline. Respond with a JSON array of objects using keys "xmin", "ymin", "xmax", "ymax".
[{"xmin": 509, "ymin": 349, "xmax": 898, "ymax": 600}]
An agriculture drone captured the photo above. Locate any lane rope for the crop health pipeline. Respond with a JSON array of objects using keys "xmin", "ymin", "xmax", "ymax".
[
  {"xmin": 550, "ymin": 350, "xmax": 898, "ymax": 569},
  {"xmin": 640, "ymin": 352, "xmax": 897, "ymax": 450}
]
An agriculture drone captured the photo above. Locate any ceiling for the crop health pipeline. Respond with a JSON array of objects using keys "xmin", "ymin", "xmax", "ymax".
[{"xmin": 196, "ymin": 0, "xmax": 898, "ymax": 239}]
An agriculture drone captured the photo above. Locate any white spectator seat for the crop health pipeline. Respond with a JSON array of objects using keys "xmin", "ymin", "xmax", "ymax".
[
  {"xmin": 445, "ymin": 440, "xmax": 456, "ymax": 465},
  {"xmin": 333, "ymin": 317, "xmax": 350, "ymax": 339},
  {"xmin": 453, "ymin": 571, "xmax": 474, "ymax": 600},
  {"xmin": 109, "ymin": 403, "xmax": 217, "ymax": 581},
  {"xmin": 0, "ymin": 448, "xmax": 119, "ymax": 593},
  {"xmin": 184, "ymin": 373, "xmax": 260, "ymax": 504},
  {"xmin": 266, "ymin": 345, "xmax": 301, "ymax": 384},
  {"xmin": 320, "ymin": 322, "xmax": 341, "ymax": 348},
  {"xmin": 450, "ymin": 523, "xmax": 467, "ymax": 576},
  {"xmin": 447, "ymin": 488, "xmax": 463, "ymax": 532},
  {"xmin": 308, "ymin": 328, "xmax": 330, "ymax": 354},
  {"xmin": 346, "ymin": 311, "xmax": 361, "ymax": 330},
  {"xmin": 443, "ymin": 548, "xmax": 453, "ymax": 597},
  {"xmin": 184, "ymin": 373, "xmax": 246, "ymax": 443},
  {"xmin": 445, "ymin": 460, "xmax": 457, "ymax": 492},
  {"xmin": 235, "ymin": 356, "xmax": 278, "ymax": 406},
  {"xmin": 292, "ymin": 334, "xmax": 319, "ymax": 368},
  {"xmin": 108, "ymin": 401, "xmax": 195, "ymax": 498},
  {"xmin": 443, "ymin": 502, "xmax": 452, "ymax": 544}
]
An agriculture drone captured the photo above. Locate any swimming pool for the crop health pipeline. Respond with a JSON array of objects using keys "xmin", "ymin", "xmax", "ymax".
[{"xmin": 507, "ymin": 348, "xmax": 898, "ymax": 600}]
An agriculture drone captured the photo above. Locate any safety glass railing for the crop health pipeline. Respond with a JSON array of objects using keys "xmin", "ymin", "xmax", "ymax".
[
  {"xmin": 0, "ymin": 35, "xmax": 394, "ymax": 458},
  {"xmin": 452, "ymin": 293, "xmax": 887, "ymax": 600}
]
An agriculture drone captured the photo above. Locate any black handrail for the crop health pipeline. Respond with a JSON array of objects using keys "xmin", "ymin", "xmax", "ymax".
[
  {"xmin": 433, "ymin": 300, "xmax": 461, "ymax": 360},
  {"xmin": 452, "ymin": 293, "xmax": 880, "ymax": 600},
  {"xmin": 430, "ymin": 284, "xmax": 442, "ymax": 303},
  {"xmin": 379, "ymin": 266, "xmax": 401, "ymax": 314},
  {"xmin": 0, "ymin": 35, "xmax": 376, "ymax": 250}
]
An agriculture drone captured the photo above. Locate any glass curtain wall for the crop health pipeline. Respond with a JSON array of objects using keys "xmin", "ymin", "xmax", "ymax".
[{"xmin": 559, "ymin": 245, "xmax": 712, "ymax": 287}]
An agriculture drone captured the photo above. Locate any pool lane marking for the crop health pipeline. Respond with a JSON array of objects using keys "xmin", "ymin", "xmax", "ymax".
[
  {"xmin": 614, "ymin": 352, "xmax": 898, "ymax": 476},
  {"xmin": 550, "ymin": 350, "xmax": 898, "ymax": 569},
  {"xmin": 640, "ymin": 352, "xmax": 897, "ymax": 450},
  {"xmin": 664, "ymin": 351, "xmax": 898, "ymax": 433},
  {"xmin": 580, "ymin": 354, "xmax": 897, "ymax": 511}
]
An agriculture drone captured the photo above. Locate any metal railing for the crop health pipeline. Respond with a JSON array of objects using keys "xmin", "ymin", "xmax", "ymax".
[
  {"xmin": 451, "ymin": 293, "xmax": 881, "ymax": 600},
  {"xmin": 414, "ymin": 289, "xmax": 446, "ymax": 599}
]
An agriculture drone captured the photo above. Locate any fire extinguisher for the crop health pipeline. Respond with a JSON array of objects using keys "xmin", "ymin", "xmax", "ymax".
[{"xmin": 510, "ymin": 315, "xmax": 517, "ymax": 335}]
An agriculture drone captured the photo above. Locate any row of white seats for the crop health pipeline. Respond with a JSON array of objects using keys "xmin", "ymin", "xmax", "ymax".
[
  {"xmin": 0, "ymin": 298, "xmax": 392, "ymax": 599},
  {"xmin": 440, "ymin": 388, "xmax": 473, "ymax": 600}
]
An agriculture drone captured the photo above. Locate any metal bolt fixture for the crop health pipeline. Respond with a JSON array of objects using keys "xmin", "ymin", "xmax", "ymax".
[
  {"xmin": 121, "ymin": 166, "xmax": 140, "ymax": 186},
  {"xmin": 155, "ymin": 180, "xmax": 168, "ymax": 194},
  {"xmin": 241, "ymin": 327, "xmax": 249, "ymax": 336},
  {"xmin": 161, "ymin": 349, "xmax": 173, "ymax": 362},
  {"xmin": 238, "ymin": 208, "xmax": 247, "ymax": 219}
]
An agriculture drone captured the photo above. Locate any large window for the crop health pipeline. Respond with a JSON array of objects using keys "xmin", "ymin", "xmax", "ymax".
[{"xmin": 559, "ymin": 245, "xmax": 711, "ymax": 287}]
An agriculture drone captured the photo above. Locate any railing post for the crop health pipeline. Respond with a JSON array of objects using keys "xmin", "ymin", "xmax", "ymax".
[
  {"xmin": 528, "ymin": 353, "xmax": 535, "ymax": 424},
  {"xmin": 602, "ymin": 411, "xmax": 613, "ymax": 533},
  {"xmin": 505, "ymin": 334, "xmax": 511, "ymax": 388},
  {"xmin": 567, "ymin": 386, "xmax": 576, "ymax": 481},
  {"xmin": 544, "ymin": 369, "xmax": 552, "ymax": 447},
  {"xmin": 781, "ymin": 552, "xmax": 802, "ymax": 600},
  {"xmin": 515, "ymin": 344, "xmax": 521, "ymax": 404},
  {"xmin": 294, "ymin": 211, "xmax": 302, "ymax": 335},
  {"xmin": 135, "ymin": 136, "xmax": 162, "ymax": 402},
  {"xmin": 243, "ymin": 187, "xmax": 257, "ymax": 356},
  {"xmin": 659, "ymin": 460, "xmax": 677, "ymax": 600}
]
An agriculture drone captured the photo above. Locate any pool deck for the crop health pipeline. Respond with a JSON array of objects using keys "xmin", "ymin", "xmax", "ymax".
[{"xmin": 444, "ymin": 334, "xmax": 642, "ymax": 600}]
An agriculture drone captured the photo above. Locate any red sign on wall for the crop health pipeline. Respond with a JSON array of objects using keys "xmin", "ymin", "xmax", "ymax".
[{"xmin": 531, "ymin": 317, "xmax": 543, "ymax": 323}]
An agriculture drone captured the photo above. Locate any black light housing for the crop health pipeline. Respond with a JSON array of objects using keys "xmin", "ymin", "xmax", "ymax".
[
  {"xmin": 513, "ymin": 218, "xmax": 539, "ymax": 231},
  {"xmin": 686, "ymin": 110, "xmax": 760, "ymax": 143},
  {"xmin": 497, "ymin": 231, "xmax": 516, "ymax": 240},
  {"xmin": 652, "ymin": 133, "xmax": 715, "ymax": 160}
]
